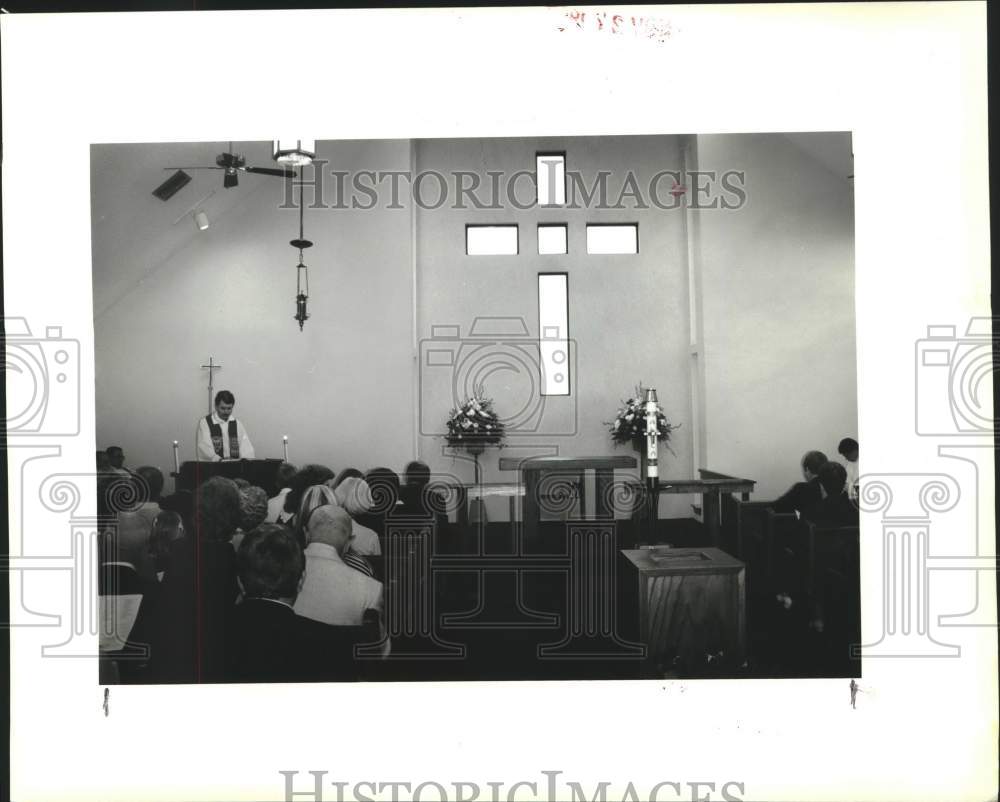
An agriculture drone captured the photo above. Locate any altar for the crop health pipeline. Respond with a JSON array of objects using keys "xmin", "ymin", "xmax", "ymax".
[
  {"xmin": 498, "ymin": 455, "xmax": 637, "ymax": 539},
  {"xmin": 173, "ymin": 459, "xmax": 284, "ymax": 495}
]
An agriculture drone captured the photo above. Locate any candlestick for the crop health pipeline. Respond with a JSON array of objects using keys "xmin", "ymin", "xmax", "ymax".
[
  {"xmin": 172, "ymin": 440, "xmax": 180, "ymax": 474},
  {"xmin": 643, "ymin": 388, "xmax": 659, "ymax": 481},
  {"xmin": 283, "ymin": 435, "xmax": 289, "ymax": 462},
  {"xmin": 643, "ymin": 388, "xmax": 659, "ymax": 545}
]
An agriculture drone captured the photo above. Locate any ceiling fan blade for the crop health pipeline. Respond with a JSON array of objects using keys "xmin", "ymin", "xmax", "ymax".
[
  {"xmin": 244, "ymin": 166, "xmax": 297, "ymax": 178},
  {"xmin": 164, "ymin": 166, "xmax": 225, "ymax": 170}
]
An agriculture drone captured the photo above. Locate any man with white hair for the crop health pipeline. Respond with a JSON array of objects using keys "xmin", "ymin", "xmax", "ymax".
[{"xmin": 294, "ymin": 504, "xmax": 385, "ymax": 633}]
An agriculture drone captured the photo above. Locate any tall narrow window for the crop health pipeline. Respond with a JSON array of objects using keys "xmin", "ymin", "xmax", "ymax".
[
  {"xmin": 586, "ymin": 223, "xmax": 638, "ymax": 254},
  {"xmin": 536, "ymin": 153, "xmax": 566, "ymax": 206},
  {"xmin": 538, "ymin": 273, "xmax": 569, "ymax": 396},
  {"xmin": 466, "ymin": 225, "xmax": 519, "ymax": 255}
]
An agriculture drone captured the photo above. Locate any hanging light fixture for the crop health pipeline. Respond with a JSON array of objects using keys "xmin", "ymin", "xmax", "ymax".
[
  {"xmin": 290, "ymin": 176, "xmax": 312, "ymax": 331},
  {"xmin": 272, "ymin": 139, "xmax": 316, "ymax": 167},
  {"xmin": 194, "ymin": 210, "xmax": 210, "ymax": 231}
]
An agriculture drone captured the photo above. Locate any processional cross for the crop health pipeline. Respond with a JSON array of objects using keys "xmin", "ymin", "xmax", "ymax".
[{"xmin": 201, "ymin": 356, "xmax": 222, "ymax": 415}]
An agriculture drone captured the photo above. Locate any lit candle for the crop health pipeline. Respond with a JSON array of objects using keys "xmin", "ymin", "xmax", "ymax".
[
  {"xmin": 172, "ymin": 440, "xmax": 180, "ymax": 473},
  {"xmin": 283, "ymin": 435, "xmax": 289, "ymax": 461}
]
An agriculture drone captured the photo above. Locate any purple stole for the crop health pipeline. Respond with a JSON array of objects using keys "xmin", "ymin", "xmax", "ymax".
[{"xmin": 206, "ymin": 415, "xmax": 239, "ymax": 459}]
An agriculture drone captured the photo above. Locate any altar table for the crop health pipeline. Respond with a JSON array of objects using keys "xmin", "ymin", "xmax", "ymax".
[
  {"xmin": 498, "ymin": 455, "xmax": 637, "ymax": 539},
  {"xmin": 172, "ymin": 459, "xmax": 284, "ymax": 495}
]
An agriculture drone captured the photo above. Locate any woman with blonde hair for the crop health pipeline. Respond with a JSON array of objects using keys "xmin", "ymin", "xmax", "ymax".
[{"xmin": 296, "ymin": 484, "xmax": 376, "ymax": 578}]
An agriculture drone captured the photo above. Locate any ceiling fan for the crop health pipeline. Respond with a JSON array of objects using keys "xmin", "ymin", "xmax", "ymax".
[{"xmin": 165, "ymin": 142, "xmax": 297, "ymax": 189}]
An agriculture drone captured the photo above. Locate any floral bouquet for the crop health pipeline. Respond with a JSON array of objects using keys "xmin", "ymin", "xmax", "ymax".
[
  {"xmin": 445, "ymin": 388, "xmax": 505, "ymax": 448},
  {"xmin": 607, "ymin": 384, "xmax": 678, "ymax": 451}
]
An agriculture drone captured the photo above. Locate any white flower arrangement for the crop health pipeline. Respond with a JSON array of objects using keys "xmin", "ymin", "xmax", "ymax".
[
  {"xmin": 445, "ymin": 389, "xmax": 505, "ymax": 447},
  {"xmin": 607, "ymin": 383, "xmax": 679, "ymax": 448}
]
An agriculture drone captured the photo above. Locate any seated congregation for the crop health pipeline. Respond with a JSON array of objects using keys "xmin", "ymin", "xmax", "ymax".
[
  {"xmin": 715, "ymin": 439, "xmax": 861, "ymax": 677},
  {"xmin": 95, "ymin": 440, "xmax": 861, "ymax": 683},
  {"xmin": 96, "ymin": 458, "xmax": 445, "ymax": 684}
]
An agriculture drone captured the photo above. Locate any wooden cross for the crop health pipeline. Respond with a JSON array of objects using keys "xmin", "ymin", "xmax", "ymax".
[{"xmin": 201, "ymin": 356, "xmax": 222, "ymax": 414}]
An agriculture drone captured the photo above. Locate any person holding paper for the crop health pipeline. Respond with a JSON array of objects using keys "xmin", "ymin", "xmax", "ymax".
[{"xmin": 196, "ymin": 390, "xmax": 255, "ymax": 461}]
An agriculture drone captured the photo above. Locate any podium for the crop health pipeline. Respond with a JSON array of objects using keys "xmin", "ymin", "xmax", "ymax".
[
  {"xmin": 621, "ymin": 546, "xmax": 746, "ymax": 675},
  {"xmin": 173, "ymin": 459, "xmax": 284, "ymax": 494}
]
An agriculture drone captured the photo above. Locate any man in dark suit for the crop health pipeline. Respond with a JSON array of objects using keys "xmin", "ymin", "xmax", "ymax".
[
  {"xmin": 398, "ymin": 461, "xmax": 448, "ymax": 519},
  {"xmin": 809, "ymin": 461, "xmax": 859, "ymax": 527},
  {"xmin": 148, "ymin": 476, "xmax": 241, "ymax": 683},
  {"xmin": 226, "ymin": 523, "xmax": 369, "ymax": 683},
  {"xmin": 772, "ymin": 450, "xmax": 828, "ymax": 520}
]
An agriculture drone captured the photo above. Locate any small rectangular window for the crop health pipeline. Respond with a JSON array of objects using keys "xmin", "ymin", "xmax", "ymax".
[
  {"xmin": 537, "ymin": 224, "xmax": 568, "ymax": 255},
  {"xmin": 586, "ymin": 224, "xmax": 638, "ymax": 254},
  {"xmin": 536, "ymin": 153, "xmax": 566, "ymax": 206},
  {"xmin": 538, "ymin": 273, "xmax": 570, "ymax": 396},
  {"xmin": 466, "ymin": 225, "xmax": 518, "ymax": 255}
]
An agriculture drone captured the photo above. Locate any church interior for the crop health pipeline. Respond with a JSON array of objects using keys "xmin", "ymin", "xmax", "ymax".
[{"xmin": 91, "ymin": 132, "xmax": 859, "ymax": 683}]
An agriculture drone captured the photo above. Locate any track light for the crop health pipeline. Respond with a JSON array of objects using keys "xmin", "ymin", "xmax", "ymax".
[{"xmin": 172, "ymin": 190, "xmax": 216, "ymax": 229}]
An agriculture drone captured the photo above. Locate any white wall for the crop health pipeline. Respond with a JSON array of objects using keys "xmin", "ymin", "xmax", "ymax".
[
  {"xmin": 93, "ymin": 134, "xmax": 856, "ymax": 511},
  {"xmin": 695, "ymin": 133, "xmax": 857, "ymax": 499},
  {"xmin": 93, "ymin": 140, "xmax": 415, "ymax": 476},
  {"xmin": 414, "ymin": 136, "xmax": 694, "ymax": 517}
]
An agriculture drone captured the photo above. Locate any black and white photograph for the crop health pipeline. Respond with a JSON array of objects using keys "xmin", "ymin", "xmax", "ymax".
[
  {"xmin": 90, "ymin": 133, "xmax": 858, "ymax": 684},
  {"xmin": 4, "ymin": 5, "xmax": 994, "ymax": 802}
]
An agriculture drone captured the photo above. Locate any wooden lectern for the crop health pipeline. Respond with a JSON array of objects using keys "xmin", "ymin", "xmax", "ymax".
[{"xmin": 621, "ymin": 546, "xmax": 746, "ymax": 675}]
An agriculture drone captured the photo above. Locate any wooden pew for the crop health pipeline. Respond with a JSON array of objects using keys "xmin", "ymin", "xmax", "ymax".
[
  {"xmin": 729, "ymin": 499, "xmax": 776, "ymax": 608},
  {"xmin": 628, "ymin": 470, "xmax": 757, "ymax": 546},
  {"xmin": 810, "ymin": 523, "xmax": 860, "ymax": 649},
  {"xmin": 721, "ymin": 497, "xmax": 773, "ymax": 563},
  {"xmin": 766, "ymin": 514, "xmax": 860, "ymax": 624},
  {"xmin": 766, "ymin": 509, "xmax": 806, "ymax": 601}
]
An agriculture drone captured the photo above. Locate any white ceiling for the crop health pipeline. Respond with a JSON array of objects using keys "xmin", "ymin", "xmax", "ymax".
[
  {"xmin": 91, "ymin": 134, "xmax": 854, "ymax": 317},
  {"xmin": 781, "ymin": 131, "xmax": 854, "ymax": 180},
  {"xmin": 91, "ymin": 140, "xmax": 291, "ymax": 318}
]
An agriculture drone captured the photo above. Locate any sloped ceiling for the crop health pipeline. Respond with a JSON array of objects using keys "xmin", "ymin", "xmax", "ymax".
[
  {"xmin": 781, "ymin": 131, "xmax": 853, "ymax": 181},
  {"xmin": 91, "ymin": 134, "xmax": 854, "ymax": 318},
  {"xmin": 91, "ymin": 140, "xmax": 293, "ymax": 318}
]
